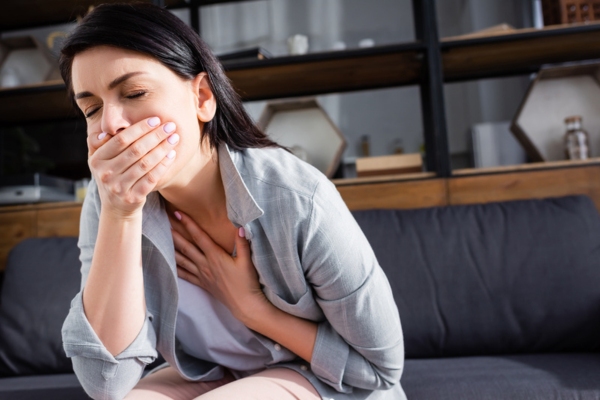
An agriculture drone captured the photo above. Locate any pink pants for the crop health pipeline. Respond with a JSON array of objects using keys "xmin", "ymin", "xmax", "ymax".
[{"xmin": 124, "ymin": 365, "xmax": 321, "ymax": 400}]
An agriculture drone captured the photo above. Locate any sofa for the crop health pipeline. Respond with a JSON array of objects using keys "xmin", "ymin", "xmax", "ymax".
[
  {"xmin": 353, "ymin": 194, "xmax": 600, "ymax": 400},
  {"xmin": 0, "ymin": 237, "xmax": 90, "ymax": 399},
  {"xmin": 0, "ymin": 194, "xmax": 599, "ymax": 399}
]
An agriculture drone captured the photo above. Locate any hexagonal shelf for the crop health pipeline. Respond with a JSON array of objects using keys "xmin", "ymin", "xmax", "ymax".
[
  {"xmin": 511, "ymin": 63, "xmax": 600, "ymax": 161},
  {"xmin": 257, "ymin": 98, "xmax": 346, "ymax": 178}
]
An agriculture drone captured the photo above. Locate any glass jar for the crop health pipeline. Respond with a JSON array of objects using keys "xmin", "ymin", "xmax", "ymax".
[{"xmin": 564, "ymin": 116, "xmax": 590, "ymax": 160}]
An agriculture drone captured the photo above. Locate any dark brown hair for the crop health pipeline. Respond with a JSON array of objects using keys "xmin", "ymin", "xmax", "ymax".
[{"xmin": 59, "ymin": 2, "xmax": 279, "ymax": 151}]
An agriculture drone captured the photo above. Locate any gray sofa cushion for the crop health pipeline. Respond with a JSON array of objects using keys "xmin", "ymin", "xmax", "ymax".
[
  {"xmin": 0, "ymin": 237, "xmax": 81, "ymax": 377},
  {"xmin": 352, "ymin": 195, "xmax": 600, "ymax": 358},
  {"xmin": 402, "ymin": 353, "xmax": 600, "ymax": 400},
  {"xmin": 0, "ymin": 373, "xmax": 88, "ymax": 400}
]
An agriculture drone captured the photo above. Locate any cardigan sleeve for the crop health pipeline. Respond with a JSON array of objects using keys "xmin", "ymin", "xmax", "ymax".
[
  {"xmin": 61, "ymin": 179, "xmax": 158, "ymax": 400},
  {"xmin": 302, "ymin": 179, "xmax": 404, "ymax": 393}
]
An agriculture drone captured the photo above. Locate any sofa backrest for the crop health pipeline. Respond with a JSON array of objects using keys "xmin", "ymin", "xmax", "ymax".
[
  {"xmin": 352, "ymin": 195, "xmax": 600, "ymax": 358},
  {"xmin": 0, "ymin": 237, "xmax": 81, "ymax": 377}
]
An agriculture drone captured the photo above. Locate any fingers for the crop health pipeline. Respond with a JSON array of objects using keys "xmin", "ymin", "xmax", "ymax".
[
  {"xmin": 93, "ymin": 117, "xmax": 168, "ymax": 161},
  {"xmin": 234, "ymin": 227, "xmax": 251, "ymax": 259},
  {"xmin": 87, "ymin": 131, "xmax": 110, "ymax": 158},
  {"xmin": 176, "ymin": 265, "xmax": 204, "ymax": 288},
  {"xmin": 169, "ymin": 215, "xmax": 187, "ymax": 241},
  {"xmin": 116, "ymin": 129, "xmax": 178, "ymax": 195},
  {"xmin": 175, "ymin": 251, "xmax": 195, "ymax": 274},
  {"xmin": 111, "ymin": 124, "xmax": 178, "ymax": 176},
  {"xmin": 88, "ymin": 116, "xmax": 179, "ymax": 202},
  {"xmin": 173, "ymin": 211, "xmax": 221, "ymax": 258},
  {"xmin": 171, "ymin": 227, "xmax": 208, "ymax": 269},
  {"xmin": 172, "ymin": 227, "xmax": 211, "ymax": 289},
  {"xmin": 88, "ymin": 117, "xmax": 157, "ymax": 158},
  {"xmin": 128, "ymin": 145, "xmax": 177, "ymax": 196}
]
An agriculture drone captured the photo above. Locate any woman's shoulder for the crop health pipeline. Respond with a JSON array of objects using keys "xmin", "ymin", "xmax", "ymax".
[{"xmin": 237, "ymin": 146, "xmax": 331, "ymax": 201}]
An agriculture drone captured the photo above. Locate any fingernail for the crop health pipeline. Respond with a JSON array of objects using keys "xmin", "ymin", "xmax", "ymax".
[
  {"xmin": 166, "ymin": 150, "xmax": 176, "ymax": 159},
  {"xmin": 238, "ymin": 227, "xmax": 245, "ymax": 237},
  {"xmin": 148, "ymin": 117, "xmax": 160, "ymax": 127},
  {"xmin": 97, "ymin": 132, "xmax": 107, "ymax": 140},
  {"xmin": 174, "ymin": 211, "xmax": 182, "ymax": 220},
  {"xmin": 163, "ymin": 122, "xmax": 176, "ymax": 134},
  {"xmin": 167, "ymin": 134, "xmax": 179, "ymax": 145}
]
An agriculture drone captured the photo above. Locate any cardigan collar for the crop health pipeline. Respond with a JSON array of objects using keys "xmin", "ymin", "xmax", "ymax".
[
  {"xmin": 217, "ymin": 143, "xmax": 264, "ymax": 227},
  {"xmin": 141, "ymin": 142, "xmax": 264, "ymax": 263}
]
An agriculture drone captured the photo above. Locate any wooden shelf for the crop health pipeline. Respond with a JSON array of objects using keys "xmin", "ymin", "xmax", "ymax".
[
  {"xmin": 225, "ymin": 43, "xmax": 424, "ymax": 101},
  {"xmin": 337, "ymin": 162, "xmax": 600, "ymax": 212},
  {"xmin": 0, "ymin": 80, "xmax": 77, "ymax": 124},
  {"xmin": 0, "ymin": 200, "xmax": 81, "ymax": 212},
  {"xmin": 332, "ymin": 172, "xmax": 435, "ymax": 186},
  {"xmin": 333, "ymin": 158, "xmax": 600, "ymax": 187},
  {"xmin": 453, "ymin": 157, "xmax": 600, "ymax": 176},
  {"xmin": 0, "ymin": 43, "xmax": 424, "ymax": 124},
  {"xmin": 441, "ymin": 22, "xmax": 600, "ymax": 82}
]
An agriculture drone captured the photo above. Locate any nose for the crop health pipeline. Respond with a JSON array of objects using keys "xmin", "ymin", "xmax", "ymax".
[{"xmin": 100, "ymin": 103, "xmax": 130, "ymax": 136}]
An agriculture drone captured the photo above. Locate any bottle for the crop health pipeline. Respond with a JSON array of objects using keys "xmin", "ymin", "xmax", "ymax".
[
  {"xmin": 360, "ymin": 135, "xmax": 370, "ymax": 157},
  {"xmin": 564, "ymin": 116, "xmax": 590, "ymax": 160}
]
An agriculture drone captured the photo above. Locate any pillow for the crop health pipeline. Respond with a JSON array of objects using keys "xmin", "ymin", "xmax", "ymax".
[{"xmin": 0, "ymin": 237, "xmax": 81, "ymax": 377}]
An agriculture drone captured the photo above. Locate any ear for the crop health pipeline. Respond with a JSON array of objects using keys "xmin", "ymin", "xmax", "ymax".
[{"xmin": 191, "ymin": 72, "xmax": 217, "ymax": 123}]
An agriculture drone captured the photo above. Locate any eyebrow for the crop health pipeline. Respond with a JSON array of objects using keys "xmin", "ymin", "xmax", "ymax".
[{"xmin": 74, "ymin": 71, "xmax": 147, "ymax": 100}]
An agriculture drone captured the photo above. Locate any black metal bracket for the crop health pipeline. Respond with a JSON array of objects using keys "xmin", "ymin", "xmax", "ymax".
[
  {"xmin": 413, "ymin": 0, "xmax": 451, "ymax": 177},
  {"xmin": 183, "ymin": 0, "xmax": 201, "ymax": 35}
]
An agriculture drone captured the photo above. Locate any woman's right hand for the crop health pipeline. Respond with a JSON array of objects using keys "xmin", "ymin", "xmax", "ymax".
[{"xmin": 87, "ymin": 116, "xmax": 178, "ymax": 219}]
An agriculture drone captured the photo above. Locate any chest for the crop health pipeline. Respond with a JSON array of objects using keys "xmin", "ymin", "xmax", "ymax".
[
  {"xmin": 168, "ymin": 211, "xmax": 237, "ymax": 256},
  {"xmin": 183, "ymin": 221, "xmax": 237, "ymax": 256}
]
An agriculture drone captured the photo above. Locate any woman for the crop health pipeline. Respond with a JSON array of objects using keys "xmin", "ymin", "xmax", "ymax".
[{"xmin": 60, "ymin": 3, "xmax": 405, "ymax": 400}]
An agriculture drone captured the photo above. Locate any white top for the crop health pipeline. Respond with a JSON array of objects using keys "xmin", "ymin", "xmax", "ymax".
[{"xmin": 175, "ymin": 277, "xmax": 273, "ymax": 377}]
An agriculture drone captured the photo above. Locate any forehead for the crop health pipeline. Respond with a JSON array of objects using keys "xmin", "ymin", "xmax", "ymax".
[{"xmin": 71, "ymin": 45, "xmax": 167, "ymax": 91}]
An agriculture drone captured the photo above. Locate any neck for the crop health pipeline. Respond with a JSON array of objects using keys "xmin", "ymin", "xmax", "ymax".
[{"xmin": 159, "ymin": 141, "xmax": 228, "ymax": 225}]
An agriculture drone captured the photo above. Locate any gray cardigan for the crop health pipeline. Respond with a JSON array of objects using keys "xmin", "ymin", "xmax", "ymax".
[{"xmin": 61, "ymin": 144, "xmax": 406, "ymax": 400}]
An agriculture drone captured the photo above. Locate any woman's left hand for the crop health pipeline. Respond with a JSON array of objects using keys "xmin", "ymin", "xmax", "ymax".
[
  {"xmin": 171, "ymin": 211, "xmax": 318, "ymax": 362},
  {"xmin": 170, "ymin": 211, "xmax": 269, "ymax": 324}
]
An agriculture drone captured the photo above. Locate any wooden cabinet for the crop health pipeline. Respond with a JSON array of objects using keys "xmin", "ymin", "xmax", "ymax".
[
  {"xmin": 338, "ymin": 160, "xmax": 600, "ymax": 212},
  {"xmin": 0, "ymin": 210, "xmax": 36, "ymax": 272},
  {"xmin": 0, "ymin": 202, "xmax": 81, "ymax": 270},
  {"xmin": 2, "ymin": 159, "xmax": 599, "ymax": 271}
]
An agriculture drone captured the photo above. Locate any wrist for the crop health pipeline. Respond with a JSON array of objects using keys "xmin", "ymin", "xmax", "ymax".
[
  {"xmin": 239, "ymin": 294, "xmax": 278, "ymax": 330},
  {"xmin": 101, "ymin": 205, "xmax": 144, "ymax": 223}
]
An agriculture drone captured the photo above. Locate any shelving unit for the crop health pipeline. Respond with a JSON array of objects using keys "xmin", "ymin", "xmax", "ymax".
[
  {"xmin": 2, "ymin": 0, "xmax": 600, "ymax": 182},
  {"xmin": 0, "ymin": 43, "xmax": 426, "ymax": 123}
]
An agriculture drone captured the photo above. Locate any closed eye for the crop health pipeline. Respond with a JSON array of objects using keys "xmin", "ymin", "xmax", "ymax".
[
  {"xmin": 82, "ymin": 91, "xmax": 147, "ymax": 118},
  {"xmin": 85, "ymin": 106, "xmax": 101, "ymax": 119},
  {"xmin": 126, "ymin": 91, "xmax": 147, "ymax": 99}
]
